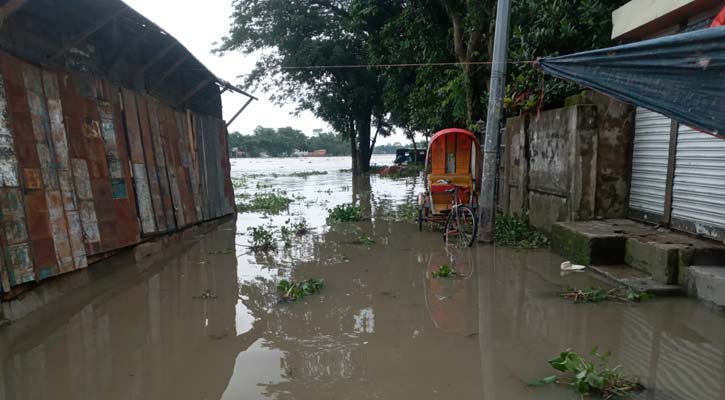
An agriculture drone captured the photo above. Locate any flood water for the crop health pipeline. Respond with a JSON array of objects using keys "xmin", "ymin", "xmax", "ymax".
[{"xmin": 2, "ymin": 155, "xmax": 725, "ymax": 400}]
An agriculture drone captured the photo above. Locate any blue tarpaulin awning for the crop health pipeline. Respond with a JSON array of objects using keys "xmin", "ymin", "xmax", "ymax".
[{"xmin": 537, "ymin": 26, "xmax": 725, "ymax": 138}]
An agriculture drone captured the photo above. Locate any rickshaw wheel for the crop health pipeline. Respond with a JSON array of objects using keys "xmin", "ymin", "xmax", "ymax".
[{"xmin": 444, "ymin": 206, "xmax": 478, "ymax": 248}]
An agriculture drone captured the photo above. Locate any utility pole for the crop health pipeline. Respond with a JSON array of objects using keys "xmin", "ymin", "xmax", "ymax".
[{"xmin": 478, "ymin": 0, "xmax": 512, "ymax": 242}]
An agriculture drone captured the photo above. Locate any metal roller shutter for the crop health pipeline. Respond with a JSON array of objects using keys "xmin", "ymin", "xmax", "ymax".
[
  {"xmin": 671, "ymin": 125, "xmax": 725, "ymax": 240},
  {"xmin": 629, "ymin": 107, "xmax": 672, "ymax": 222}
]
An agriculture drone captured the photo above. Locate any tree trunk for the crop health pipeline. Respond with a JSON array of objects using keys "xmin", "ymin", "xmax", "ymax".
[
  {"xmin": 349, "ymin": 118, "xmax": 359, "ymax": 175},
  {"xmin": 356, "ymin": 113, "xmax": 372, "ymax": 173}
]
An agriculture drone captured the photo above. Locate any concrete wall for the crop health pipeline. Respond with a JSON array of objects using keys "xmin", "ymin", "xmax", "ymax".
[
  {"xmin": 611, "ymin": 0, "xmax": 722, "ymax": 40},
  {"xmin": 502, "ymin": 91, "xmax": 635, "ymax": 232}
]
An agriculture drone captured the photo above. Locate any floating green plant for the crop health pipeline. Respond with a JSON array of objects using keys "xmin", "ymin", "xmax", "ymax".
[{"xmin": 277, "ymin": 279, "xmax": 324, "ymax": 301}]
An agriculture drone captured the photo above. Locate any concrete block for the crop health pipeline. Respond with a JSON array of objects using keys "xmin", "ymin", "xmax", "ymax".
[
  {"xmin": 550, "ymin": 222, "xmax": 626, "ymax": 265},
  {"xmin": 688, "ymin": 266, "xmax": 725, "ymax": 307},
  {"xmin": 625, "ymin": 238, "xmax": 682, "ymax": 285}
]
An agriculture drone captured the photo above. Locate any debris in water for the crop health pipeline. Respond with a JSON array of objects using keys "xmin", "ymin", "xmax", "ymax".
[
  {"xmin": 561, "ymin": 261, "xmax": 586, "ymax": 271},
  {"xmin": 193, "ymin": 289, "xmax": 218, "ymax": 300},
  {"xmin": 530, "ymin": 348, "xmax": 644, "ymax": 399},
  {"xmin": 277, "ymin": 278, "xmax": 324, "ymax": 302},
  {"xmin": 559, "ymin": 287, "xmax": 654, "ymax": 304},
  {"xmin": 431, "ymin": 264, "xmax": 458, "ymax": 278}
]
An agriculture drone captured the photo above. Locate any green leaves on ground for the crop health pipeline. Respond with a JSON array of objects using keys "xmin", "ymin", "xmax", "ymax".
[
  {"xmin": 277, "ymin": 279, "xmax": 324, "ymax": 302},
  {"xmin": 531, "ymin": 349, "xmax": 644, "ymax": 399},
  {"xmin": 237, "ymin": 189, "xmax": 292, "ymax": 214},
  {"xmin": 495, "ymin": 213, "xmax": 548, "ymax": 249},
  {"xmin": 327, "ymin": 203, "xmax": 363, "ymax": 223},
  {"xmin": 431, "ymin": 264, "xmax": 458, "ymax": 278},
  {"xmin": 560, "ymin": 287, "xmax": 654, "ymax": 304}
]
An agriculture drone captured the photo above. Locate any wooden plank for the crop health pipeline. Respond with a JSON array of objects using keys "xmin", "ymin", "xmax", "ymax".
[
  {"xmin": 97, "ymin": 80, "xmax": 140, "ymax": 248},
  {"xmin": 22, "ymin": 63, "xmax": 75, "ymax": 275},
  {"xmin": 186, "ymin": 111, "xmax": 202, "ymax": 220},
  {"xmin": 56, "ymin": 70, "xmax": 104, "ymax": 256},
  {"xmin": 135, "ymin": 94, "xmax": 166, "ymax": 232},
  {"xmin": 41, "ymin": 70, "xmax": 87, "ymax": 270},
  {"xmin": 145, "ymin": 98, "xmax": 176, "ymax": 230},
  {"xmin": 121, "ymin": 88, "xmax": 156, "ymax": 234}
]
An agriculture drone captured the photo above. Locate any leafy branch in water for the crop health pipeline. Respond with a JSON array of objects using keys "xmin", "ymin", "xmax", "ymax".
[
  {"xmin": 495, "ymin": 213, "xmax": 548, "ymax": 249},
  {"xmin": 248, "ymin": 226, "xmax": 276, "ymax": 252},
  {"xmin": 327, "ymin": 203, "xmax": 363, "ymax": 223},
  {"xmin": 277, "ymin": 279, "xmax": 324, "ymax": 302},
  {"xmin": 431, "ymin": 264, "xmax": 458, "ymax": 278},
  {"xmin": 560, "ymin": 287, "xmax": 654, "ymax": 304},
  {"xmin": 531, "ymin": 348, "xmax": 644, "ymax": 399}
]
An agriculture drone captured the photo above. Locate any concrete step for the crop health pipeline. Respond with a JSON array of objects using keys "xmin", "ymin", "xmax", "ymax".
[
  {"xmin": 551, "ymin": 219, "xmax": 657, "ymax": 265},
  {"xmin": 688, "ymin": 266, "xmax": 725, "ymax": 307},
  {"xmin": 589, "ymin": 264, "xmax": 682, "ymax": 296}
]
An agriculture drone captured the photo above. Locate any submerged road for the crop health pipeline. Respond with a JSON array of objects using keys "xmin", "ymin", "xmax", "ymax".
[{"xmin": 1, "ymin": 155, "xmax": 724, "ymax": 400}]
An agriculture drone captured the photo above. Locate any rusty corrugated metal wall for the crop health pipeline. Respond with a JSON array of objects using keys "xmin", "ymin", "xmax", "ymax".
[{"xmin": 0, "ymin": 51, "xmax": 234, "ymax": 293}]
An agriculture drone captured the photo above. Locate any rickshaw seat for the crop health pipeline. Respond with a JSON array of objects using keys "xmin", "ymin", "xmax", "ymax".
[{"xmin": 428, "ymin": 174, "xmax": 473, "ymax": 214}]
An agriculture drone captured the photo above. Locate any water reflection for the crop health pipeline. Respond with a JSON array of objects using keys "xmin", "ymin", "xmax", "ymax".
[{"xmin": 0, "ymin": 222, "xmax": 242, "ymax": 400}]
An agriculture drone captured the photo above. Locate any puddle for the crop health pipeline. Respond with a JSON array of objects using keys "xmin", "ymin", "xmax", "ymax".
[{"xmin": 1, "ymin": 155, "xmax": 725, "ymax": 400}]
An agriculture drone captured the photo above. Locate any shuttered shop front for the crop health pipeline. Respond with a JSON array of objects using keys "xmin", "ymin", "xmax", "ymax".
[
  {"xmin": 628, "ymin": 108, "xmax": 672, "ymax": 222},
  {"xmin": 671, "ymin": 125, "xmax": 725, "ymax": 240}
]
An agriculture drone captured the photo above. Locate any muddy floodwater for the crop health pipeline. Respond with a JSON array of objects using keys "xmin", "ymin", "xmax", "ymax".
[{"xmin": 2, "ymin": 155, "xmax": 725, "ymax": 400}]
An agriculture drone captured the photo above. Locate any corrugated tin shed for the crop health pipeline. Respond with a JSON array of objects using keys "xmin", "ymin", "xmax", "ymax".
[{"xmin": 0, "ymin": 0, "xmax": 250, "ymax": 296}]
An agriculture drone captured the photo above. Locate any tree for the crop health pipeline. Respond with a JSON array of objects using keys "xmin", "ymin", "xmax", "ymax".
[{"xmin": 216, "ymin": 0, "xmax": 399, "ymax": 174}]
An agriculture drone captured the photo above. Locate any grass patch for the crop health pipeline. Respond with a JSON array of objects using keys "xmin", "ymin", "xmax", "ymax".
[
  {"xmin": 327, "ymin": 203, "xmax": 363, "ymax": 223},
  {"xmin": 277, "ymin": 278, "xmax": 324, "ymax": 301},
  {"xmin": 431, "ymin": 264, "xmax": 458, "ymax": 278},
  {"xmin": 559, "ymin": 287, "xmax": 654, "ymax": 304},
  {"xmin": 237, "ymin": 189, "xmax": 293, "ymax": 214},
  {"xmin": 495, "ymin": 213, "xmax": 548, "ymax": 248},
  {"xmin": 531, "ymin": 348, "xmax": 643, "ymax": 399}
]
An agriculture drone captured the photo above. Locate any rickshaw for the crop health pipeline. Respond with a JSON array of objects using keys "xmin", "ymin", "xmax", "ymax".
[{"xmin": 417, "ymin": 128, "xmax": 482, "ymax": 247}]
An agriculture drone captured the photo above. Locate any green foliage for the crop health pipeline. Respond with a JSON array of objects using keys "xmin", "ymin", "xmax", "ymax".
[
  {"xmin": 237, "ymin": 190, "xmax": 293, "ymax": 214},
  {"xmin": 506, "ymin": 0, "xmax": 629, "ymax": 115},
  {"xmin": 431, "ymin": 264, "xmax": 458, "ymax": 278},
  {"xmin": 327, "ymin": 204, "xmax": 363, "ymax": 223},
  {"xmin": 532, "ymin": 349, "xmax": 644, "ymax": 399},
  {"xmin": 560, "ymin": 287, "xmax": 655, "ymax": 304},
  {"xmin": 495, "ymin": 213, "xmax": 548, "ymax": 248},
  {"xmin": 248, "ymin": 226, "xmax": 276, "ymax": 252},
  {"xmin": 277, "ymin": 278, "xmax": 324, "ymax": 302}
]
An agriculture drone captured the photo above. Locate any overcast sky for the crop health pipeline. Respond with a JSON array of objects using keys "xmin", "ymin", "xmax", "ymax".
[{"xmin": 121, "ymin": 0, "xmax": 407, "ymax": 145}]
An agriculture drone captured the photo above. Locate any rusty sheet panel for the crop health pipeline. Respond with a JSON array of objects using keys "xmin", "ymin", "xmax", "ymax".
[
  {"xmin": 185, "ymin": 112, "xmax": 202, "ymax": 221},
  {"xmin": 23, "ymin": 64, "xmax": 78, "ymax": 276},
  {"xmin": 158, "ymin": 107, "xmax": 188, "ymax": 227},
  {"xmin": 145, "ymin": 98, "xmax": 176, "ymax": 231},
  {"xmin": 96, "ymin": 80, "xmax": 140, "ymax": 248},
  {"xmin": 42, "ymin": 71, "xmax": 87, "ymax": 270},
  {"xmin": 165, "ymin": 108, "xmax": 196, "ymax": 226},
  {"xmin": 0, "ymin": 68, "xmax": 34, "ymax": 292},
  {"xmin": 135, "ymin": 94, "xmax": 167, "ymax": 232},
  {"xmin": 121, "ymin": 88, "xmax": 156, "ymax": 235},
  {"xmin": 57, "ymin": 70, "xmax": 116, "ymax": 255},
  {"xmin": 193, "ymin": 114, "xmax": 209, "ymax": 221}
]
